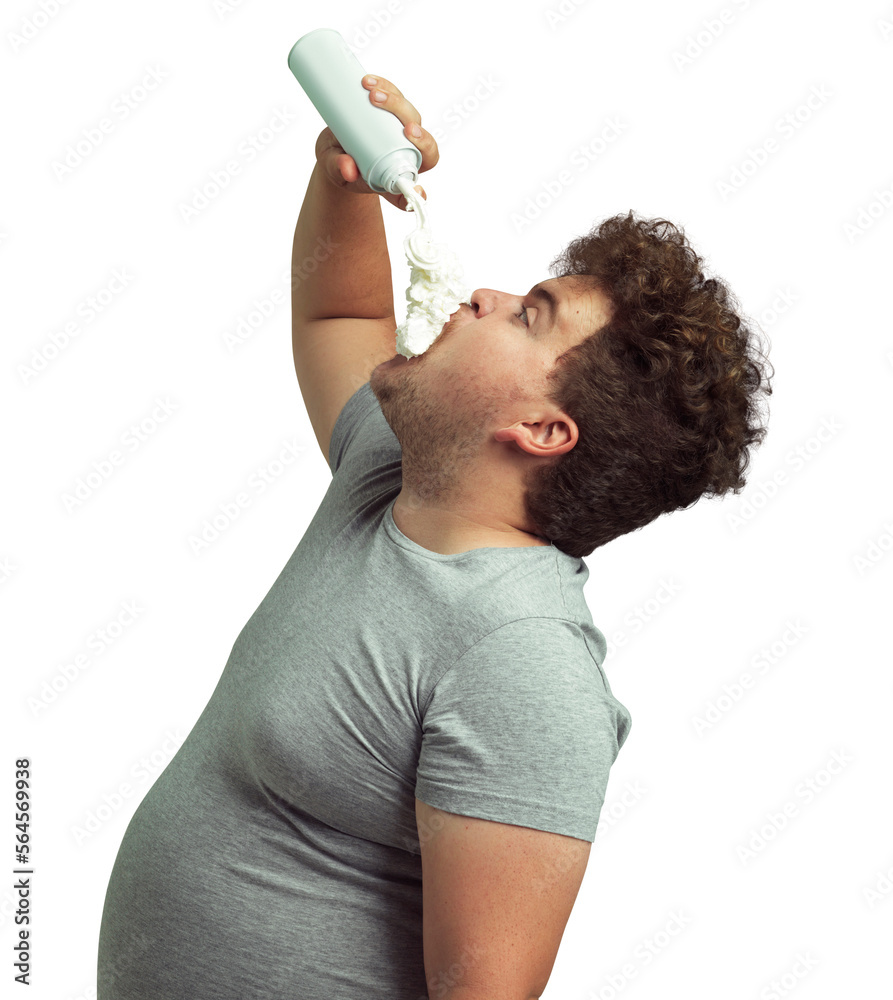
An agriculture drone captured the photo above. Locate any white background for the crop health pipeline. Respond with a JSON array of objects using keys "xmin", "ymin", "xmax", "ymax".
[{"xmin": 3, "ymin": 0, "xmax": 892, "ymax": 997}]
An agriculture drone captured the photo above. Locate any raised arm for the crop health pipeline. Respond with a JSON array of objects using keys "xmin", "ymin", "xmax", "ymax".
[{"xmin": 290, "ymin": 76, "xmax": 436, "ymax": 467}]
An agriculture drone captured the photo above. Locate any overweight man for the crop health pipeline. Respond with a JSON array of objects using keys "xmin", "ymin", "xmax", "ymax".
[{"xmin": 97, "ymin": 73, "xmax": 771, "ymax": 1000}]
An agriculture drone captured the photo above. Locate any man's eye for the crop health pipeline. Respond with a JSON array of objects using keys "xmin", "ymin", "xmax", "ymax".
[{"xmin": 517, "ymin": 306, "xmax": 529, "ymax": 326}]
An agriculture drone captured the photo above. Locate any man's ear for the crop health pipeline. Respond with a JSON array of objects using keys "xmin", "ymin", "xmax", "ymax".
[{"xmin": 493, "ymin": 417, "xmax": 578, "ymax": 457}]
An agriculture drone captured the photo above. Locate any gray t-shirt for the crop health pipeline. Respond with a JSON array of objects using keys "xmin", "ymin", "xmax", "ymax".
[{"xmin": 97, "ymin": 381, "xmax": 632, "ymax": 1000}]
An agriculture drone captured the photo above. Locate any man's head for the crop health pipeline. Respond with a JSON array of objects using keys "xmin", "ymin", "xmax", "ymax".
[
  {"xmin": 371, "ymin": 210, "xmax": 774, "ymax": 557},
  {"xmin": 369, "ymin": 275, "xmax": 612, "ymax": 530}
]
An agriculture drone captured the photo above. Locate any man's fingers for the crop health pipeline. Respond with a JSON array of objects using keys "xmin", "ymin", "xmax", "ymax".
[
  {"xmin": 404, "ymin": 122, "xmax": 440, "ymax": 170},
  {"xmin": 361, "ymin": 75, "xmax": 406, "ymax": 102},
  {"xmin": 336, "ymin": 153, "xmax": 358, "ymax": 184},
  {"xmin": 362, "ymin": 76, "xmax": 440, "ymax": 173},
  {"xmin": 361, "ymin": 75, "xmax": 421, "ymax": 130}
]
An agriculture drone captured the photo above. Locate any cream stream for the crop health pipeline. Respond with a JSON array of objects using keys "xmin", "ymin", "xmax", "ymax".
[{"xmin": 392, "ymin": 177, "xmax": 471, "ymax": 358}]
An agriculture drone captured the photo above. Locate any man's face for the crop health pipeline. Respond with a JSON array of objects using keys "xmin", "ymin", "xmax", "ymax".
[{"xmin": 369, "ymin": 275, "xmax": 613, "ymax": 500}]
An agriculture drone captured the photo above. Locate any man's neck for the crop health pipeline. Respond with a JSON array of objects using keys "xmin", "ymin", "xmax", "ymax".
[{"xmin": 391, "ymin": 494, "xmax": 550, "ymax": 555}]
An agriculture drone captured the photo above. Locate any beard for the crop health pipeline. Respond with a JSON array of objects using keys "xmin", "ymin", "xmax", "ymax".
[{"xmin": 369, "ymin": 355, "xmax": 492, "ymax": 507}]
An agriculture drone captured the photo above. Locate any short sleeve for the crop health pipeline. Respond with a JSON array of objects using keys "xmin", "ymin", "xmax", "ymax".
[
  {"xmin": 415, "ymin": 617, "xmax": 632, "ymax": 843},
  {"xmin": 328, "ymin": 382, "xmax": 377, "ymax": 474},
  {"xmin": 328, "ymin": 382, "xmax": 402, "ymax": 481}
]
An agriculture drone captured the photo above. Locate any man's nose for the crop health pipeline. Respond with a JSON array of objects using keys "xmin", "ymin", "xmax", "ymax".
[{"xmin": 470, "ymin": 288, "xmax": 521, "ymax": 318}]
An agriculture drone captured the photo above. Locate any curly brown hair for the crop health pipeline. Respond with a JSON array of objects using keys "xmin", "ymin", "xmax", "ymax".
[{"xmin": 523, "ymin": 210, "xmax": 774, "ymax": 558}]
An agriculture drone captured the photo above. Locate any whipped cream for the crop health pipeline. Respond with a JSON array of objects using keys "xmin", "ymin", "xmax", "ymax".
[{"xmin": 393, "ymin": 180, "xmax": 471, "ymax": 358}]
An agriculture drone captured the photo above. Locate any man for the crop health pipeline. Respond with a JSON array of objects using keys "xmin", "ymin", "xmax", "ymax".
[
  {"xmin": 97, "ymin": 75, "xmax": 771, "ymax": 999},
  {"xmin": 368, "ymin": 273, "xmax": 611, "ymax": 553}
]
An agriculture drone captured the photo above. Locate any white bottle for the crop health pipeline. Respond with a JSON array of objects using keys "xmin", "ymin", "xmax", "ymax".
[{"xmin": 287, "ymin": 28, "xmax": 422, "ymax": 197}]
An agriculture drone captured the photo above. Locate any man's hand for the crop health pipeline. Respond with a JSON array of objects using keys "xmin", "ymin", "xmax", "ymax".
[{"xmin": 314, "ymin": 74, "xmax": 440, "ymax": 213}]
